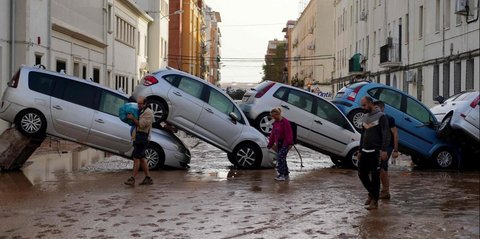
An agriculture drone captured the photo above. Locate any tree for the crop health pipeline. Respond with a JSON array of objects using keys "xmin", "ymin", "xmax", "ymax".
[{"xmin": 262, "ymin": 43, "xmax": 286, "ymax": 82}]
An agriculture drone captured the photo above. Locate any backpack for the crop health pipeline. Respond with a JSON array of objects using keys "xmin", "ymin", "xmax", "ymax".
[{"xmin": 290, "ymin": 121, "xmax": 298, "ymax": 144}]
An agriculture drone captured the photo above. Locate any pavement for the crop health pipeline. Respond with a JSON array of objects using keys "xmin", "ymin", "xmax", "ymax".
[{"xmin": 0, "ymin": 135, "xmax": 479, "ymax": 239}]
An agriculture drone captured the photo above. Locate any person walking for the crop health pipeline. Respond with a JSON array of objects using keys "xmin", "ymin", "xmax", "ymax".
[
  {"xmin": 124, "ymin": 96, "xmax": 154, "ymax": 186},
  {"xmin": 374, "ymin": 101, "xmax": 399, "ymax": 200},
  {"xmin": 358, "ymin": 96, "xmax": 390, "ymax": 210},
  {"xmin": 267, "ymin": 107, "xmax": 294, "ymax": 181}
]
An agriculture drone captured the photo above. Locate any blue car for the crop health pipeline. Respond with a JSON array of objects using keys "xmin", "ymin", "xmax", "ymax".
[{"xmin": 332, "ymin": 82, "xmax": 459, "ymax": 169}]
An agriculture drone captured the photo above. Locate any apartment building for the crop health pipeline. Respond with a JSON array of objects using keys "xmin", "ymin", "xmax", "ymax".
[
  {"xmin": 282, "ymin": 20, "xmax": 296, "ymax": 85},
  {"xmin": 204, "ymin": 5, "xmax": 222, "ymax": 85},
  {"xmin": 291, "ymin": 0, "xmax": 335, "ymax": 93},
  {"xmin": 332, "ymin": 0, "xmax": 479, "ymax": 107}
]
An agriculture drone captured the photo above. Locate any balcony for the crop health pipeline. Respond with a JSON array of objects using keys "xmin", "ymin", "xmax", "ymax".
[
  {"xmin": 379, "ymin": 43, "xmax": 402, "ymax": 68},
  {"xmin": 349, "ymin": 53, "xmax": 364, "ymax": 75}
]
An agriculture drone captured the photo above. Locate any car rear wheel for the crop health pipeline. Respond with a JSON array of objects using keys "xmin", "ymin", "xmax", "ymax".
[
  {"xmin": 16, "ymin": 109, "xmax": 47, "ymax": 138},
  {"xmin": 345, "ymin": 147, "xmax": 360, "ymax": 168},
  {"xmin": 145, "ymin": 144, "xmax": 165, "ymax": 170},
  {"xmin": 255, "ymin": 113, "xmax": 274, "ymax": 136},
  {"xmin": 329, "ymin": 156, "xmax": 343, "ymax": 166},
  {"xmin": 348, "ymin": 109, "xmax": 365, "ymax": 131},
  {"xmin": 431, "ymin": 148, "xmax": 456, "ymax": 169},
  {"xmin": 146, "ymin": 99, "xmax": 168, "ymax": 124},
  {"xmin": 228, "ymin": 143, "xmax": 262, "ymax": 169},
  {"xmin": 437, "ymin": 114, "xmax": 453, "ymax": 138}
]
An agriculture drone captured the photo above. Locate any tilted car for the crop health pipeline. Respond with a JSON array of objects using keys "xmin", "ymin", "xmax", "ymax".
[
  {"xmin": 0, "ymin": 66, "xmax": 191, "ymax": 170},
  {"xmin": 131, "ymin": 67, "xmax": 276, "ymax": 169},
  {"xmin": 431, "ymin": 91, "xmax": 480, "ymax": 144},
  {"xmin": 239, "ymin": 81, "xmax": 361, "ymax": 167},
  {"xmin": 332, "ymin": 81, "xmax": 460, "ymax": 168}
]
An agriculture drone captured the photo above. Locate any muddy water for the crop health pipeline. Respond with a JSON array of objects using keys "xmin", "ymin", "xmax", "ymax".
[{"xmin": 0, "ymin": 139, "xmax": 479, "ymax": 239}]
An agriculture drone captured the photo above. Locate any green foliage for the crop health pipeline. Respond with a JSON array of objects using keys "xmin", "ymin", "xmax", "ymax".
[{"xmin": 262, "ymin": 43, "xmax": 286, "ymax": 82}]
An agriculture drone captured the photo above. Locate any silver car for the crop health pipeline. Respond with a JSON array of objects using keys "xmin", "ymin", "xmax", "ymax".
[
  {"xmin": 0, "ymin": 66, "xmax": 191, "ymax": 170},
  {"xmin": 431, "ymin": 91, "xmax": 480, "ymax": 143},
  {"xmin": 239, "ymin": 81, "xmax": 361, "ymax": 167},
  {"xmin": 131, "ymin": 68, "xmax": 275, "ymax": 169}
]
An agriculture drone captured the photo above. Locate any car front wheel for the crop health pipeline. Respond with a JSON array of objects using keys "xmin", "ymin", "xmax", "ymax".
[
  {"xmin": 437, "ymin": 114, "xmax": 453, "ymax": 138},
  {"xmin": 16, "ymin": 109, "xmax": 47, "ymax": 138},
  {"xmin": 228, "ymin": 143, "xmax": 262, "ymax": 169},
  {"xmin": 348, "ymin": 109, "xmax": 365, "ymax": 131},
  {"xmin": 144, "ymin": 144, "xmax": 165, "ymax": 170}
]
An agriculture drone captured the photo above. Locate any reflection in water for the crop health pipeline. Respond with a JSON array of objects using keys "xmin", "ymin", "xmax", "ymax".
[{"xmin": 21, "ymin": 147, "xmax": 105, "ymax": 185}]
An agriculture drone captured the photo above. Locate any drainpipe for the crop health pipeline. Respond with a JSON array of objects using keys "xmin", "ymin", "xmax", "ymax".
[
  {"xmin": 9, "ymin": 0, "xmax": 15, "ymax": 77},
  {"xmin": 47, "ymin": 0, "xmax": 52, "ymax": 70}
]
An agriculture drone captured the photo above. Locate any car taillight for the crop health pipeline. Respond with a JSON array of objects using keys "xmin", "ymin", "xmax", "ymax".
[
  {"xmin": 9, "ymin": 70, "xmax": 20, "ymax": 88},
  {"xmin": 143, "ymin": 76, "xmax": 158, "ymax": 86},
  {"xmin": 255, "ymin": 82, "xmax": 275, "ymax": 98},
  {"xmin": 347, "ymin": 85, "xmax": 364, "ymax": 101},
  {"xmin": 470, "ymin": 95, "xmax": 480, "ymax": 108}
]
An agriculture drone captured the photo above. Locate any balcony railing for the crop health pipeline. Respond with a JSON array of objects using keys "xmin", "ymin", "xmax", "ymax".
[{"xmin": 380, "ymin": 43, "xmax": 401, "ymax": 68}]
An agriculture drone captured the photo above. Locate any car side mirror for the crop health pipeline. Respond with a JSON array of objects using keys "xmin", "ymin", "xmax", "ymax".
[
  {"xmin": 229, "ymin": 112, "xmax": 239, "ymax": 122},
  {"xmin": 435, "ymin": 95, "xmax": 445, "ymax": 104}
]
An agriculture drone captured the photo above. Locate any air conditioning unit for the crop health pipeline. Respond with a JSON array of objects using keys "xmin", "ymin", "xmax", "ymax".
[
  {"xmin": 406, "ymin": 70, "xmax": 416, "ymax": 83},
  {"xmin": 359, "ymin": 10, "xmax": 368, "ymax": 21},
  {"xmin": 455, "ymin": 0, "xmax": 469, "ymax": 16},
  {"xmin": 308, "ymin": 44, "xmax": 315, "ymax": 50},
  {"xmin": 386, "ymin": 37, "xmax": 393, "ymax": 47}
]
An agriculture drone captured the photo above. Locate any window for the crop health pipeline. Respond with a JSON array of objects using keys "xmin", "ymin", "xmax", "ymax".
[
  {"xmin": 115, "ymin": 16, "xmax": 136, "ymax": 47},
  {"xmin": 108, "ymin": 4, "xmax": 113, "ymax": 33},
  {"xmin": 417, "ymin": 68, "xmax": 423, "ymax": 101},
  {"xmin": 405, "ymin": 14, "xmax": 409, "ymax": 44},
  {"xmin": 162, "ymin": 75, "xmax": 177, "ymax": 84},
  {"xmin": 99, "ymin": 91, "xmax": 127, "ymax": 116},
  {"xmin": 433, "ymin": 64, "xmax": 440, "ymax": 99},
  {"xmin": 445, "ymin": 0, "xmax": 451, "ymax": 29},
  {"xmin": 115, "ymin": 75, "xmax": 129, "ymax": 93},
  {"xmin": 435, "ymin": 0, "xmax": 441, "ymax": 32},
  {"xmin": 28, "ymin": 72, "xmax": 54, "ymax": 95},
  {"xmin": 373, "ymin": 31, "xmax": 376, "ymax": 55},
  {"xmin": 62, "ymin": 80, "xmax": 96, "ymax": 108},
  {"xmin": 35, "ymin": 54, "xmax": 42, "ymax": 66},
  {"xmin": 177, "ymin": 77, "xmax": 204, "ymax": 99},
  {"xmin": 406, "ymin": 97, "xmax": 430, "ymax": 124},
  {"xmin": 208, "ymin": 89, "xmax": 234, "ymax": 115},
  {"xmin": 466, "ymin": 59, "xmax": 474, "ymax": 90},
  {"xmin": 386, "ymin": 73, "xmax": 391, "ymax": 86},
  {"xmin": 402, "ymin": 71, "xmax": 409, "ymax": 93},
  {"xmin": 144, "ymin": 35, "xmax": 148, "ymax": 58},
  {"xmin": 273, "ymin": 87, "xmax": 287, "ymax": 99},
  {"xmin": 377, "ymin": 89, "xmax": 402, "ymax": 110},
  {"xmin": 443, "ymin": 62, "xmax": 450, "ymax": 97},
  {"xmin": 454, "ymin": 62, "xmax": 461, "ymax": 94},
  {"xmin": 316, "ymin": 98, "xmax": 352, "ymax": 131},
  {"xmin": 82, "ymin": 66, "xmax": 87, "ymax": 79},
  {"xmin": 93, "ymin": 68, "xmax": 100, "ymax": 83},
  {"xmin": 286, "ymin": 89, "xmax": 313, "ymax": 112},
  {"xmin": 56, "ymin": 60, "xmax": 66, "ymax": 73},
  {"xmin": 366, "ymin": 35, "xmax": 369, "ymax": 56},
  {"xmin": 419, "ymin": 6, "xmax": 424, "ymax": 38},
  {"xmin": 73, "ymin": 63, "xmax": 80, "ymax": 77}
]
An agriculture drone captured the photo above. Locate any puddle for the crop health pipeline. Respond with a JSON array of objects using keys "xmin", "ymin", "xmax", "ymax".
[{"xmin": 21, "ymin": 146, "xmax": 105, "ymax": 185}]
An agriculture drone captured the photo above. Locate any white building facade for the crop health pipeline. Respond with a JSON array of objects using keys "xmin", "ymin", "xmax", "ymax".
[{"xmin": 332, "ymin": 0, "xmax": 479, "ymax": 107}]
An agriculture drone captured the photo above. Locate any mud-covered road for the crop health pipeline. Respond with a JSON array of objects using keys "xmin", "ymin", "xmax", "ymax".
[{"xmin": 0, "ymin": 136, "xmax": 479, "ymax": 238}]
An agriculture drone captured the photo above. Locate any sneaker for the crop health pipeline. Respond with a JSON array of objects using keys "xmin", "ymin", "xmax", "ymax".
[
  {"xmin": 139, "ymin": 176, "xmax": 153, "ymax": 185},
  {"xmin": 364, "ymin": 194, "xmax": 372, "ymax": 205},
  {"xmin": 274, "ymin": 176, "xmax": 286, "ymax": 181},
  {"xmin": 124, "ymin": 176, "xmax": 135, "ymax": 186},
  {"xmin": 365, "ymin": 200, "xmax": 378, "ymax": 210},
  {"xmin": 379, "ymin": 191, "xmax": 391, "ymax": 200}
]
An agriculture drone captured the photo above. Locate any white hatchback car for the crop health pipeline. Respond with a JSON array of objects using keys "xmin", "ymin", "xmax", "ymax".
[
  {"xmin": 239, "ymin": 81, "xmax": 361, "ymax": 167},
  {"xmin": 131, "ymin": 68, "xmax": 275, "ymax": 169},
  {"xmin": 431, "ymin": 91, "xmax": 480, "ymax": 143},
  {"xmin": 0, "ymin": 66, "xmax": 191, "ymax": 170}
]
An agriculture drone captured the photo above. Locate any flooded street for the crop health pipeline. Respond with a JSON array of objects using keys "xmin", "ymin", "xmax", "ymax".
[{"xmin": 0, "ymin": 137, "xmax": 479, "ymax": 239}]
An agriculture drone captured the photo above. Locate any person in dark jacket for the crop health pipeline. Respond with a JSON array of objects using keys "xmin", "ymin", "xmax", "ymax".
[
  {"xmin": 357, "ymin": 96, "xmax": 390, "ymax": 210},
  {"xmin": 267, "ymin": 107, "xmax": 294, "ymax": 181}
]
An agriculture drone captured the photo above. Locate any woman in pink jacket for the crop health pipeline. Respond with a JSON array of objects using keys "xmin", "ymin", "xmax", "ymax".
[{"xmin": 267, "ymin": 107, "xmax": 294, "ymax": 181}]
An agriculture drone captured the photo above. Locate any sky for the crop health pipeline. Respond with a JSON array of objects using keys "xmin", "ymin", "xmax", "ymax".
[{"xmin": 205, "ymin": 0, "xmax": 300, "ymax": 84}]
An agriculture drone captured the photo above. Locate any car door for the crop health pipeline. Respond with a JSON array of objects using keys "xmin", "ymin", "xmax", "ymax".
[
  {"xmin": 167, "ymin": 75, "xmax": 205, "ymax": 130},
  {"xmin": 310, "ymin": 97, "xmax": 356, "ymax": 155},
  {"xmin": 87, "ymin": 90, "xmax": 132, "ymax": 154},
  {"xmin": 401, "ymin": 96, "xmax": 437, "ymax": 154},
  {"xmin": 194, "ymin": 87, "xmax": 244, "ymax": 151},
  {"xmin": 280, "ymin": 89, "xmax": 314, "ymax": 143},
  {"xmin": 50, "ymin": 78, "xmax": 96, "ymax": 143}
]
